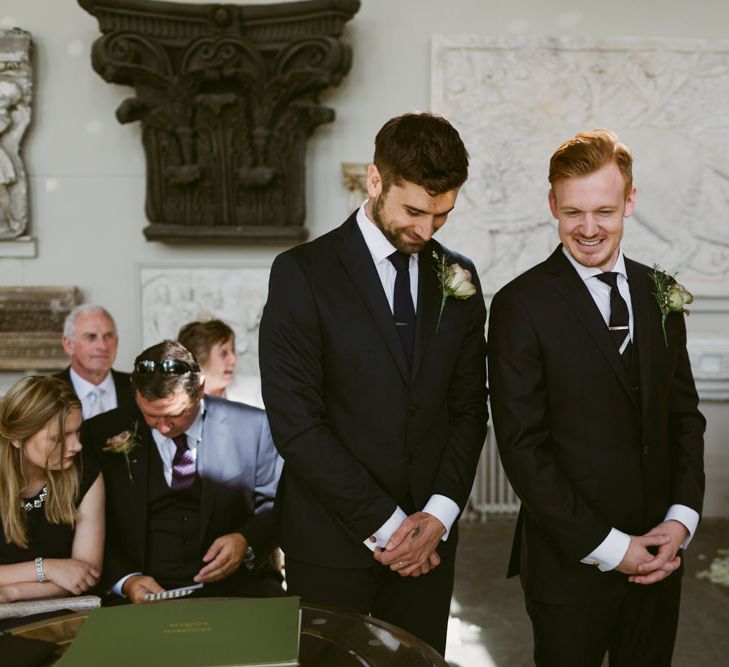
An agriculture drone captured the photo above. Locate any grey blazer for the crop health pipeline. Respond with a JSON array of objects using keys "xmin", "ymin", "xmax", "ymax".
[{"xmin": 82, "ymin": 394, "xmax": 282, "ymax": 591}]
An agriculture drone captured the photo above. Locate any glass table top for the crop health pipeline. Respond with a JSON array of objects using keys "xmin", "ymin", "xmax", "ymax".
[{"xmin": 5, "ymin": 600, "xmax": 447, "ymax": 666}]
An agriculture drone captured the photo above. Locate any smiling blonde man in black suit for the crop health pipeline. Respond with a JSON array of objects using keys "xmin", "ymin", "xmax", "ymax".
[{"xmin": 488, "ymin": 129, "xmax": 705, "ymax": 666}]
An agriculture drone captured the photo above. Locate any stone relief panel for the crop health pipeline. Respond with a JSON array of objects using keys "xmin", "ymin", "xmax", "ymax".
[
  {"xmin": 0, "ymin": 287, "xmax": 81, "ymax": 370},
  {"xmin": 0, "ymin": 29, "xmax": 32, "ymax": 239},
  {"xmin": 140, "ymin": 265, "xmax": 270, "ymax": 376},
  {"xmin": 432, "ymin": 35, "xmax": 729, "ymax": 297}
]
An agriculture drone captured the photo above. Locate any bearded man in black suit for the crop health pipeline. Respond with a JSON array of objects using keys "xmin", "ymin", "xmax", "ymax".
[
  {"xmin": 259, "ymin": 112, "xmax": 488, "ymax": 654},
  {"xmin": 488, "ymin": 129, "xmax": 705, "ymax": 666}
]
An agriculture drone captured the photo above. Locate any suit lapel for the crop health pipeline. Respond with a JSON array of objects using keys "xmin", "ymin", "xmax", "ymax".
[
  {"xmin": 198, "ymin": 403, "xmax": 226, "ymax": 541},
  {"xmin": 335, "ymin": 215, "xmax": 411, "ymax": 383},
  {"xmin": 625, "ymin": 257, "xmax": 656, "ymax": 418},
  {"xmin": 128, "ymin": 425, "xmax": 152, "ymax": 558},
  {"xmin": 546, "ymin": 247, "xmax": 638, "ymax": 407},
  {"xmin": 411, "ymin": 244, "xmax": 440, "ymax": 381}
]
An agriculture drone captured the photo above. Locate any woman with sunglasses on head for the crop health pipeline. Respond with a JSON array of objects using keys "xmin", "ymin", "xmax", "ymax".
[{"xmin": 0, "ymin": 376, "xmax": 104, "ymax": 603}]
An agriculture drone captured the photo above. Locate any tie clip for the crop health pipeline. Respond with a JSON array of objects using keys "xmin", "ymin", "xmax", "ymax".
[
  {"xmin": 609, "ymin": 325, "xmax": 629, "ymax": 331},
  {"xmin": 395, "ymin": 321, "xmax": 409, "ymax": 326}
]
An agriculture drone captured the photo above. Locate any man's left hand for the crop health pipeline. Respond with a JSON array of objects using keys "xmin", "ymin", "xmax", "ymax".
[
  {"xmin": 194, "ymin": 533, "xmax": 247, "ymax": 583},
  {"xmin": 373, "ymin": 512, "xmax": 446, "ymax": 577},
  {"xmin": 629, "ymin": 520, "xmax": 688, "ymax": 585}
]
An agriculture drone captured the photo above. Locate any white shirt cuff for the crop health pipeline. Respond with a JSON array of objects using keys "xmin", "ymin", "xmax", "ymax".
[
  {"xmin": 581, "ymin": 528, "xmax": 630, "ymax": 572},
  {"xmin": 362, "ymin": 495, "xmax": 460, "ymax": 552},
  {"xmin": 423, "ymin": 494, "xmax": 460, "ymax": 541},
  {"xmin": 665, "ymin": 504, "xmax": 699, "ymax": 549},
  {"xmin": 112, "ymin": 572, "xmax": 142, "ymax": 597},
  {"xmin": 363, "ymin": 507, "xmax": 408, "ymax": 552}
]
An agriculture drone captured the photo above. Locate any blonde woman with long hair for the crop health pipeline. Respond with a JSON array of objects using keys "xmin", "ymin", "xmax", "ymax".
[{"xmin": 0, "ymin": 376, "xmax": 104, "ymax": 602}]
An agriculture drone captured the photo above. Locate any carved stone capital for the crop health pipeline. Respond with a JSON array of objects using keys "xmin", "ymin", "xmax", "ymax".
[
  {"xmin": 79, "ymin": 0, "xmax": 360, "ymax": 242},
  {"xmin": 0, "ymin": 29, "xmax": 32, "ymax": 239}
]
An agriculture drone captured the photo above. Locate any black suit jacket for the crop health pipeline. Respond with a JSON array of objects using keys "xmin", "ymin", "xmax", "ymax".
[
  {"xmin": 259, "ymin": 212, "xmax": 488, "ymax": 568},
  {"xmin": 81, "ymin": 396, "xmax": 281, "ymax": 592},
  {"xmin": 487, "ymin": 246, "xmax": 705, "ymax": 604},
  {"xmin": 54, "ymin": 366, "xmax": 134, "ymax": 414}
]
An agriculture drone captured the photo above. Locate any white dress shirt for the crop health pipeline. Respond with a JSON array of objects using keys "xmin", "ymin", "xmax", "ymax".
[
  {"xmin": 69, "ymin": 368, "xmax": 118, "ymax": 420},
  {"xmin": 563, "ymin": 247, "xmax": 699, "ymax": 572},
  {"xmin": 150, "ymin": 400, "xmax": 206, "ymax": 486},
  {"xmin": 356, "ymin": 201, "xmax": 460, "ymax": 551}
]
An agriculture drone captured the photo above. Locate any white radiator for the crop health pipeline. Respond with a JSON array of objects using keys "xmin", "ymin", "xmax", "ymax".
[{"xmin": 466, "ymin": 427, "xmax": 520, "ymax": 520}]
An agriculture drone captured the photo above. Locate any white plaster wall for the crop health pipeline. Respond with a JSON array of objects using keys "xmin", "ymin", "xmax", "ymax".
[
  {"xmin": 4, "ymin": 0, "xmax": 729, "ymax": 364},
  {"xmin": 1, "ymin": 0, "xmax": 727, "ymax": 514}
]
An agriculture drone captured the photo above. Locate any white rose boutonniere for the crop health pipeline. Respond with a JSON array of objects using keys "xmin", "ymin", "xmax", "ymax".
[
  {"xmin": 433, "ymin": 251, "xmax": 477, "ymax": 333},
  {"xmin": 103, "ymin": 422, "xmax": 141, "ymax": 483},
  {"xmin": 650, "ymin": 263, "xmax": 693, "ymax": 346}
]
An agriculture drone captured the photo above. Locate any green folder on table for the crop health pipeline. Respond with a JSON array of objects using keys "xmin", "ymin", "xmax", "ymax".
[{"xmin": 57, "ymin": 597, "xmax": 300, "ymax": 667}]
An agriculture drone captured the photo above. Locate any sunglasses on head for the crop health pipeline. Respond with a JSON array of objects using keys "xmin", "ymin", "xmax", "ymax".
[{"xmin": 133, "ymin": 359, "xmax": 199, "ymax": 375}]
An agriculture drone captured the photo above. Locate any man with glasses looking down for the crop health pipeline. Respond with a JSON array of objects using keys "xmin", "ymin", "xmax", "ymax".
[{"xmin": 82, "ymin": 340, "xmax": 282, "ymax": 603}]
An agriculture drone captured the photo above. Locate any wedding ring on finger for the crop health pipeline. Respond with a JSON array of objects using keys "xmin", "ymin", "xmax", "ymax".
[{"xmin": 398, "ymin": 560, "xmax": 405, "ymax": 570}]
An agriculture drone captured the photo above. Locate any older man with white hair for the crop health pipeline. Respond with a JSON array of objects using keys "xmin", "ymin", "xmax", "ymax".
[{"xmin": 54, "ymin": 304, "xmax": 133, "ymax": 419}]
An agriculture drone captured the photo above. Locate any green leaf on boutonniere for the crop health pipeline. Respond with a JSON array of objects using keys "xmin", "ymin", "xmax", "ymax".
[
  {"xmin": 432, "ymin": 251, "xmax": 477, "ymax": 333},
  {"xmin": 650, "ymin": 264, "xmax": 693, "ymax": 346},
  {"xmin": 103, "ymin": 421, "xmax": 141, "ymax": 484}
]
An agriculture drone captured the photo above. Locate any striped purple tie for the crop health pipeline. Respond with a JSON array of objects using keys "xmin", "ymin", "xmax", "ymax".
[{"xmin": 171, "ymin": 434, "xmax": 196, "ymax": 490}]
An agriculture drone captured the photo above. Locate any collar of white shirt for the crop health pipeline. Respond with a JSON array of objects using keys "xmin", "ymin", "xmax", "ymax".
[
  {"xmin": 69, "ymin": 367, "xmax": 116, "ymax": 402},
  {"xmin": 356, "ymin": 200, "xmax": 417, "ymax": 270},
  {"xmin": 561, "ymin": 245, "xmax": 628, "ymax": 284}
]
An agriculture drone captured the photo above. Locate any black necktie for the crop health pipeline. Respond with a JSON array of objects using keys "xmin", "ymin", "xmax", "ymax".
[
  {"xmin": 388, "ymin": 251, "xmax": 415, "ymax": 365},
  {"xmin": 597, "ymin": 272, "xmax": 632, "ymax": 368}
]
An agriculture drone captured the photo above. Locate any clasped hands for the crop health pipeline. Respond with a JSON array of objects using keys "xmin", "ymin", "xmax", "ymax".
[
  {"xmin": 123, "ymin": 532, "xmax": 247, "ymax": 603},
  {"xmin": 616, "ymin": 520, "xmax": 688, "ymax": 585},
  {"xmin": 0, "ymin": 558, "xmax": 99, "ymax": 603},
  {"xmin": 45, "ymin": 557, "xmax": 100, "ymax": 596},
  {"xmin": 373, "ymin": 511, "xmax": 445, "ymax": 578}
]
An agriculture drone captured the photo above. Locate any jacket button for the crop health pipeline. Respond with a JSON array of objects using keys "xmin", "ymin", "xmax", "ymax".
[{"xmin": 409, "ymin": 404, "xmax": 418, "ymax": 415}]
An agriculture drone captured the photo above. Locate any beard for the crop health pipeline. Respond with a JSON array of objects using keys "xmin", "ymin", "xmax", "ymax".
[{"xmin": 371, "ymin": 195, "xmax": 424, "ymax": 254}]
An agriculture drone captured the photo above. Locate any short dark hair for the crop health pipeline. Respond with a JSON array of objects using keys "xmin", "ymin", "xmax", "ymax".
[
  {"xmin": 177, "ymin": 320, "xmax": 235, "ymax": 368},
  {"xmin": 373, "ymin": 112, "xmax": 469, "ymax": 195},
  {"xmin": 131, "ymin": 340, "xmax": 202, "ymax": 401}
]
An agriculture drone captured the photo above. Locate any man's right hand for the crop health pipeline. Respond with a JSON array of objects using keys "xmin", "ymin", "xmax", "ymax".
[
  {"xmin": 0, "ymin": 584, "xmax": 16, "ymax": 603},
  {"xmin": 408, "ymin": 551, "xmax": 442, "ymax": 577},
  {"xmin": 121, "ymin": 575, "xmax": 165, "ymax": 603},
  {"xmin": 615, "ymin": 533, "xmax": 679, "ymax": 582},
  {"xmin": 373, "ymin": 512, "xmax": 446, "ymax": 577},
  {"xmin": 45, "ymin": 558, "xmax": 100, "ymax": 595}
]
